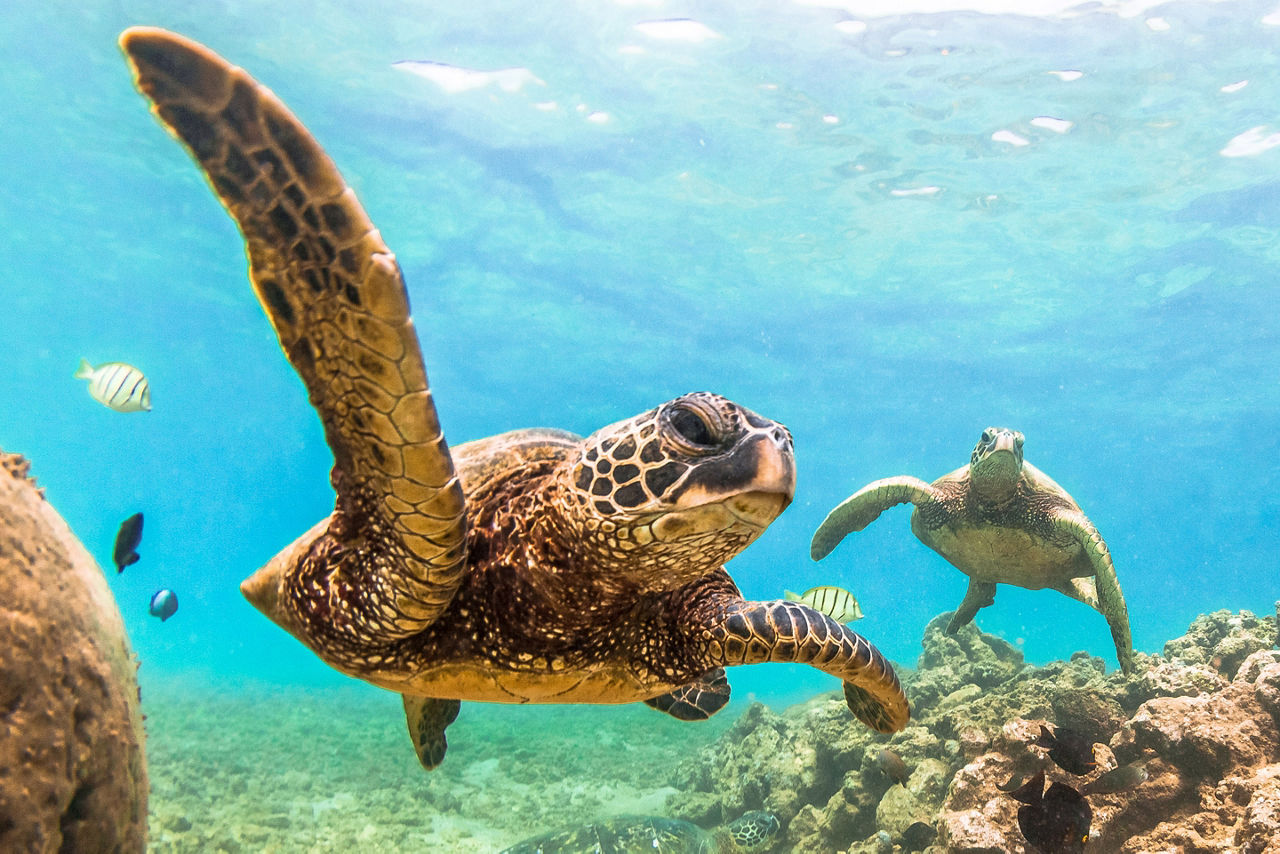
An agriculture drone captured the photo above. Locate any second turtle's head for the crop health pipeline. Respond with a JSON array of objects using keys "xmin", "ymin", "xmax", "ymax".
[
  {"xmin": 969, "ymin": 426, "xmax": 1025, "ymax": 501},
  {"xmin": 727, "ymin": 811, "xmax": 781, "ymax": 851},
  {"xmin": 560, "ymin": 392, "xmax": 794, "ymax": 589}
]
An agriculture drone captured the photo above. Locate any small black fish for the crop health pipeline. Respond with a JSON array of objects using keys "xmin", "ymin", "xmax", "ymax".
[
  {"xmin": 113, "ymin": 512, "xmax": 143, "ymax": 573},
  {"xmin": 999, "ymin": 771, "xmax": 1031, "ymax": 793},
  {"xmin": 901, "ymin": 820, "xmax": 936, "ymax": 851},
  {"xmin": 149, "ymin": 588, "xmax": 178, "ymax": 621},
  {"xmin": 1008, "ymin": 769, "xmax": 1047, "ymax": 805},
  {"xmin": 1033, "ymin": 724, "xmax": 1098, "ymax": 775},
  {"xmin": 1007, "ymin": 770, "xmax": 1091, "ymax": 853},
  {"xmin": 877, "ymin": 747, "xmax": 909, "ymax": 786},
  {"xmin": 1081, "ymin": 762, "xmax": 1148, "ymax": 796}
]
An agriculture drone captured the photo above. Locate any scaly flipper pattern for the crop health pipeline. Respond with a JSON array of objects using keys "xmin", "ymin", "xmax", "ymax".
[
  {"xmin": 811, "ymin": 476, "xmax": 937, "ymax": 560},
  {"xmin": 121, "ymin": 28, "xmax": 467, "ymax": 643},
  {"xmin": 946, "ymin": 579, "xmax": 997, "ymax": 633},
  {"xmin": 643, "ymin": 667, "xmax": 731, "ymax": 720},
  {"xmin": 1052, "ymin": 511, "xmax": 1135, "ymax": 674},
  {"xmin": 704, "ymin": 599, "xmax": 910, "ymax": 733},
  {"xmin": 403, "ymin": 695, "xmax": 461, "ymax": 770}
]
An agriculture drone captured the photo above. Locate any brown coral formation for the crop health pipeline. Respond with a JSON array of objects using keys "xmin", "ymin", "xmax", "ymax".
[
  {"xmin": 0, "ymin": 450, "xmax": 147, "ymax": 852},
  {"xmin": 672, "ymin": 608, "xmax": 1280, "ymax": 852}
]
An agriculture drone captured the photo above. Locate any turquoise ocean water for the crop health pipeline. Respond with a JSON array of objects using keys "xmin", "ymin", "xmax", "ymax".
[{"xmin": 2, "ymin": 0, "xmax": 1277, "ymax": 759}]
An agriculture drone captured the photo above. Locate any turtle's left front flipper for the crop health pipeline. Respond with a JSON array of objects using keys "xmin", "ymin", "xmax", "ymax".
[
  {"xmin": 703, "ymin": 600, "xmax": 909, "ymax": 733},
  {"xmin": 121, "ymin": 29, "xmax": 468, "ymax": 644},
  {"xmin": 403, "ymin": 695, "xmax": 461, "ymax": 771},
  {"xmin": 644, "ymin": 668, "xmax": 730, "ymax": 720},
  {"xmin": 1052, "ymin": 510, "xmax": 1135, "ymax": 675}
]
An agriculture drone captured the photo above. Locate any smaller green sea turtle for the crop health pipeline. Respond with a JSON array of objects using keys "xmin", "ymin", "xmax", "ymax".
[
  {"xmin": 811, "ymin": 427, "xmax": 1134, "ymax": 673},
  {"xmin": 500, "ymin": 810, "xmax": 780, "ymax": 854}
]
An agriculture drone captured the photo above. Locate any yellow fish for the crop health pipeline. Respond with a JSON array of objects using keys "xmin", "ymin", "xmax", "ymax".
[
  {"xmin": 75, "ymin": 359, "xmax": 151, "ymax": 412},
  {"xmin": 783, "ymin": 585, "xmax": 863, "ymax": 623}
]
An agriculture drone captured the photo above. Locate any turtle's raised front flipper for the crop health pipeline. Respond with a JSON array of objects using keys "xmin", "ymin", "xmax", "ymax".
[
  {"xmin": 811, "ymin": 476, "xmax": 937, "ymax": 560},
  {"xmin": 1052, "ymin": 511, "xmax": 1135, "ymax": 674},
  {"xmin": 122, "ymin": 29, "xmax": 467, "ymax": 642},
  {"xmin": 403, "ymin": 695, "xmax": 461, "ymax": 771},
  {"xmin": 703, "ymin": 600, "xmax": 909, "ymax": 733},
  {"xmin": 945, "ymin": 579, "xmax": 997, "ymax": 634},
  {"xmin": 644, "ymin": 667, "xmax": 730, "ymax": 721}
]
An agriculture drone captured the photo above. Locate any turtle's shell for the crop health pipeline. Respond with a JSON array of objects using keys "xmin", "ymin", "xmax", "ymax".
[
  {"xmin": 500, "ymin": 815, "xmax": 713, "ymax": 854},
  {"xmin": 912, "ymin": 456, "xmax": 1087, "ymax": 589}
]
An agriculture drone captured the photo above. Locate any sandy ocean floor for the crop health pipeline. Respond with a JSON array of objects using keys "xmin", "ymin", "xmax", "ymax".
[{"xmin": 143, "ymin": 678, "xmax": 739, "ymax": 853}]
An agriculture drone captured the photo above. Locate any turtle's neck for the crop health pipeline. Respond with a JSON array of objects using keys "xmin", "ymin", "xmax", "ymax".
[{"xmin": 969, "ymin": 452, "xmax": 1021, "ymax": 506}]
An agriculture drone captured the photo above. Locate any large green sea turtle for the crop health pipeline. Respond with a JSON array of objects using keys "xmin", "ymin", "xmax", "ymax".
[
  {"xmin": 811, "ymin": 427, "xmax": 1134, "ymax": 673},
  {"xmin": 120, "ymin": 28, "xmax": 909, "ymax": 769},
  {"xmin": 501, "ymin": 810, "xmax": 780, "ymax": 854}
]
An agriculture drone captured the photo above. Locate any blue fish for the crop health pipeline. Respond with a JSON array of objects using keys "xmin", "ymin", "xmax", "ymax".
[{"xmin": 149, "ymin": 588, "xmax": 178, "ymax": 621}]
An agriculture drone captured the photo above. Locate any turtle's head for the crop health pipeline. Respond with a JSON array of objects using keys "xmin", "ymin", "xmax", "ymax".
[
  {"xmin": 726, "ymin": 811, "xmax": 781, "ymax": 851},
  {"xmin": 969, "ymin": 426, "xmax": 1024, "ymax": 502},
  {"xmin": 560, "ymin": 392, "xmax": 794, "ymax": 590}
]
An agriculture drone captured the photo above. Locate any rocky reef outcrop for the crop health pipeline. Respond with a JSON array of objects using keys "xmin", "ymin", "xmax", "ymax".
[
  {"xmin": 671, "ymin": 607, "xmax": 1280, "ymax": 852},
  {"xmin": 0, "ymin": 451, "xmax": 148, "ymax": 852}
]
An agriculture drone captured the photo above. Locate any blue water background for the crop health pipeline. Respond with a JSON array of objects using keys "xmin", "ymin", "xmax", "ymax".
[{"xmin": 1, "ymin": 0, "xmax": 1277, "ymax": 708}]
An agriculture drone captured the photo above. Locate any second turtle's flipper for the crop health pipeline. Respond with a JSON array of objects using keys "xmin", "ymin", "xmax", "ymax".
[
  {"xmin": 703, "ymin": 600, "xmax": 909, "ymax": 733},
  {"xmin": 643, "ymin": 668, "xmax": 731, "ymax": 721},
  {"xmin": 946, "ymin": 580, "xmax": 997, "ymax": 634},
  {"xmin": 811, "ymin": 476, "xmax": 937, "ymax": 560},
  {"xmin": 403, "ymin": 695, "xmax": 461, "ymax": 771},
  {"xmin": 122, "ymin": 28, "xmax": 468, "ymax": 643},
  {"xmin": 1053, "ymin": 511, "xmax": 1135, "ymax": 675},
  {"xmin": 1055, "ymin": 576, "xmax": 1100, "ymax": 611}
]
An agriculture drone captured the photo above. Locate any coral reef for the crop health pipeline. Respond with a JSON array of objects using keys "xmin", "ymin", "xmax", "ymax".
[
  {"xmin": 673, "ymin": 608, "xmax": 1280, "ymax": 852},
  {"xmin": 0, "ymin": 450, "xmax": 148, "ymax": 852}
]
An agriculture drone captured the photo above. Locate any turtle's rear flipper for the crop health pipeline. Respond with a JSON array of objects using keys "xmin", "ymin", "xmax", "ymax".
[
  {"xmin": 403, "ymin": 695, "xmax": 461, "ymax": 771},
  {"xmin": 945, "ymin": 580, "xmax": 997, "ymax": 634},
  {"xmin": 703, "ymin": 599, "xmax": 909, "ymax": 733},
  {"xmin": 644, "ymin": 668, "xmax": 730, "ymax": 720}
]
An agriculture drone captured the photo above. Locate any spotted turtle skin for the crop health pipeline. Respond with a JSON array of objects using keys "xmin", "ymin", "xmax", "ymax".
[
  {"xmin": 121, "ymin": 27, "xmax": 910, "ymax": 771},
  {"xmin": 500, "ymin": 810, "xmax": 781, "ymax": 854}
]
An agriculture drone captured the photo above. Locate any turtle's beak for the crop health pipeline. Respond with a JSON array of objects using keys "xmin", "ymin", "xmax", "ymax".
[
  {"xmin": 748, "ymin": 427, "xmax": 796, "ymax": 503},
  {"xmin": 725, "ymin": 426, "xmax": 795, "ymax": 526},
  {"xmin": 992, "ymin": 432, "xmax": 1018, "ymax": 454}
]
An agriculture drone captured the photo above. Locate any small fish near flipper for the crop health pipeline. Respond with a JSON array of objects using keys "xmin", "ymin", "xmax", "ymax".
[
  {"xmin": 75, "ymin": 359, "xmax": 151, "ymax": 413},
  {"xmin": 1032, "ymin": 724, "xmax": 1099, "ymax": 775},
  {"xmin": 1007, "ymin": 769, "xmax": 1091, "ymax": 854},
  {"xmin": 113, "ymin": 512, "xmax": 144, "ymax": 572},
  {"xmin": 149, "ymin": 588, "xmax": 178, "ymax": 621},
  {"xmin": 784, "ymin": 585, "xmax": 863, "ymax": 623}
]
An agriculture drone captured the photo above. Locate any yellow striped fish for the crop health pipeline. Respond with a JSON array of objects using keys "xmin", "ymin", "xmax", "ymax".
[
  {"xmin": 75, "ymin": 359, "xmax": 151, "ymax": 412},
  {"xmin": 784, "ymin": 585, "xmax": 863, "ymax": 623}
]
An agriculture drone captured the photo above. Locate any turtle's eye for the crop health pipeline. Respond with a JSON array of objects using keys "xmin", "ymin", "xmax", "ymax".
[
  {"xmin": 1014, "ymin": 434, "xmax": 1025, "ymax": 449},
  {"xmin": 980, "ymin": 430, "xmax": 992, "ymax": 444},
  {"xmin": 671, "ymin": 406, "xmax": 714, "ymax": 445},
  {"xmin": 667, "ymin": 404, "xmax": 717, "ymax": 450}
]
